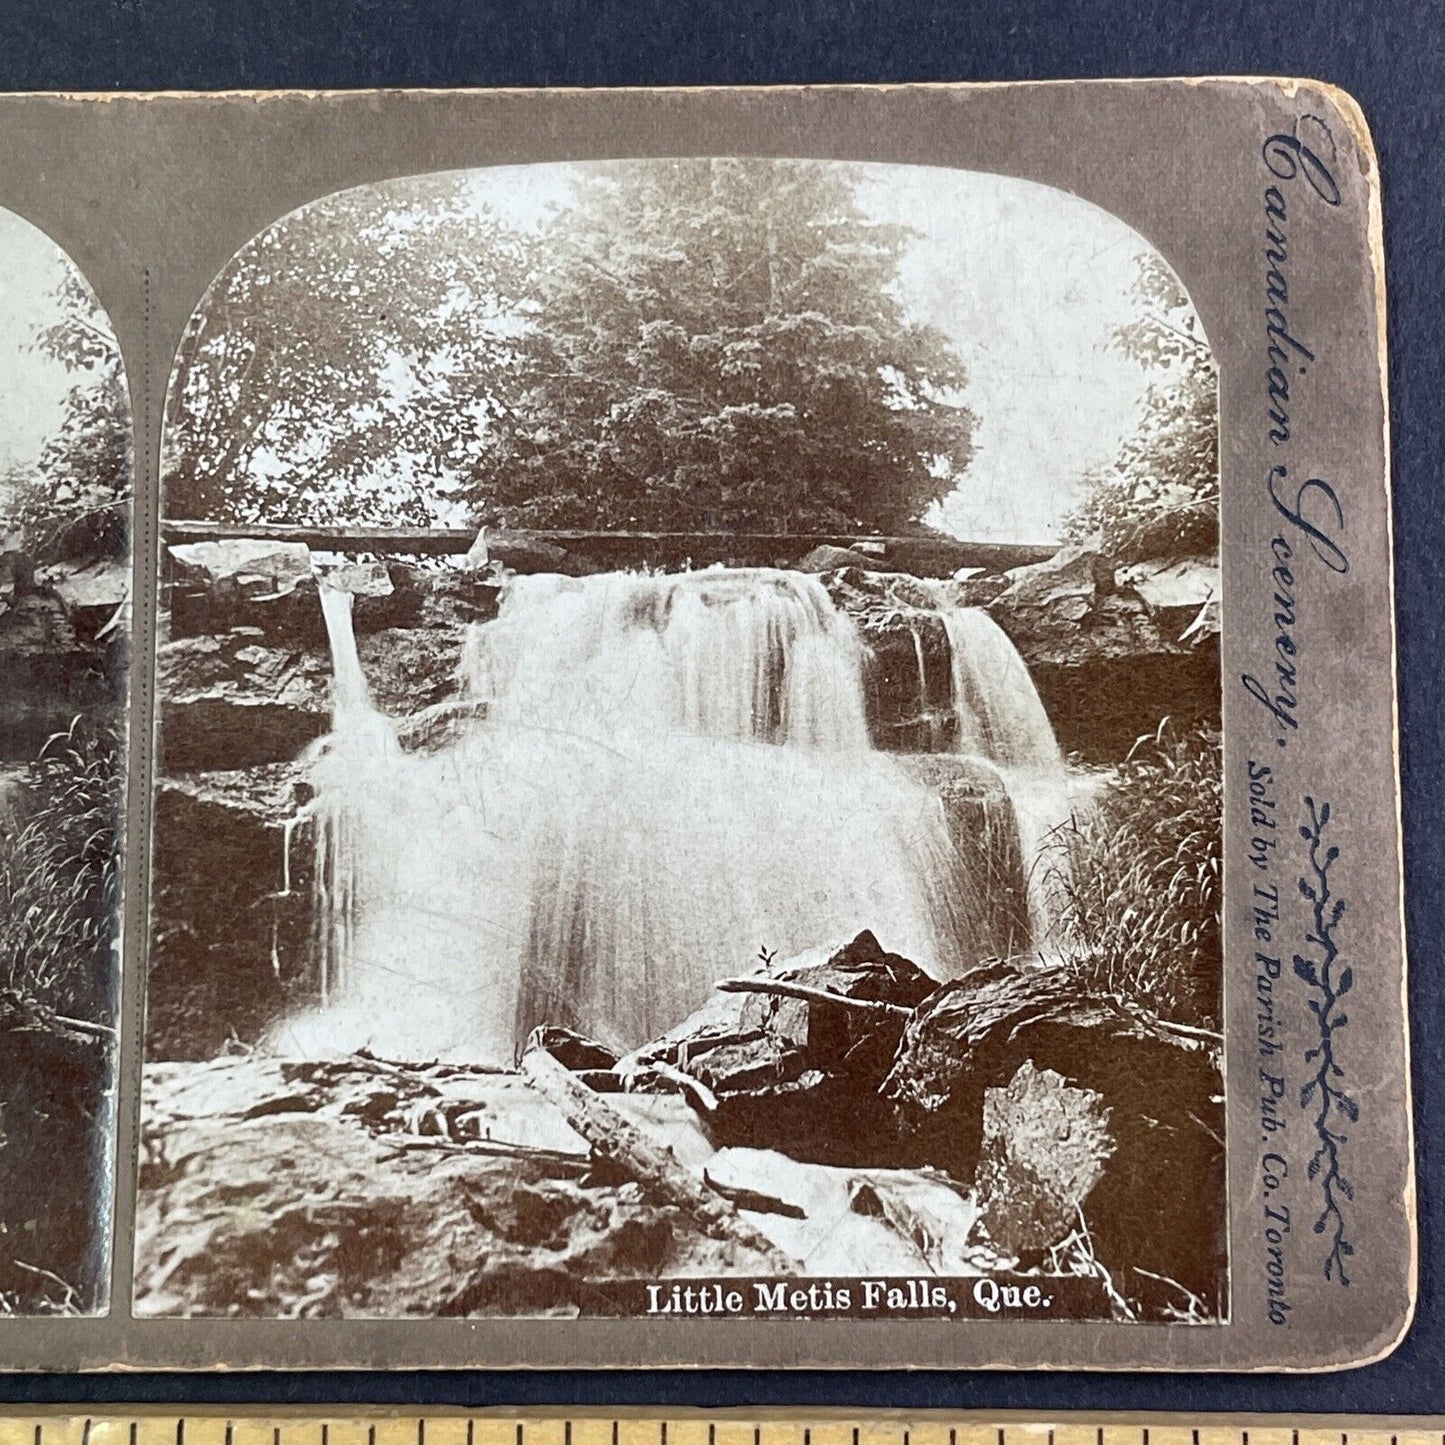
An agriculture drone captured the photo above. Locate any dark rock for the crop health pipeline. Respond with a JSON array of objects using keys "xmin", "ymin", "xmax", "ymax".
[
  {"xmin": 986, "ymin": 548, "xmax": 1220, "ymax": 763},
  {"xmin": 819, "ymin": 568, "xmax": 957, "ymax": 751},
  {"xmin": 0, "ymin": 590, "xmax": 119, "ymax": 759},
  {"xmin": 0, "ymin": 1012, "xmax": 113, "ymax": 1310},
  {"xmin": 629, "ymin": 930, "xmax": 936, "ymax": 1166},
  {"xmin": 148, "ymin": 766, "xmax": 314, "ymax": 1058},
  {"xmin": 896, "ymin": 755, "xmax": 1031, "ymax": 965},
  {"xmin": 797, "ymin": 544, "xmax": 889, "ymax": 574},
  {"xmin": 883, "ymin": 961, "xmax": 1226, "ymax": 1304},
  {"xmin": 158, "ymin": 632, "xmax": 333, "ymax": 772},
  {"xmin": 487, "ymin": 529, "xmax": 586, "ymax": 575},
  {"xmin": 533, "ymin": 1027, "xmax": 619, "ymax": 1073}
]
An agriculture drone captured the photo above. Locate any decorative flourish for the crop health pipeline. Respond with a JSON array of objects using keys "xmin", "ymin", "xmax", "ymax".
[{"xmin": 1293, "ymin": 797, "xmax": 1355, "ymax": 1284}]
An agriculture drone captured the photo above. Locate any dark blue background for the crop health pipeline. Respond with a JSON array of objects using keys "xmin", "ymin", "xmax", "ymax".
[{"xmin": 1, "ymin": 0, "xmax": 1441, "ymax": 1414}]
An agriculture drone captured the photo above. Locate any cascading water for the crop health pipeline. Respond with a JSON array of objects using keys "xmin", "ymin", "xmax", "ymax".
[
  {"xmin": 928, "ymin": 600, "xmax": 1080, "ymax": 946},
  {"xmin": 276, "ymin": 567, "xmax": 1079, "ymax": 1065}
]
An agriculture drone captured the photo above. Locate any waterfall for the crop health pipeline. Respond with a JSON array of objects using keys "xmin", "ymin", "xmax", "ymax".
[
  {"xmin": 928, "ymin": 598, "xmax": 1079, "ymax": 949},
  {"xmin": 277, "ymin": 567, "xmax": 1076, "ymax": 1065}
]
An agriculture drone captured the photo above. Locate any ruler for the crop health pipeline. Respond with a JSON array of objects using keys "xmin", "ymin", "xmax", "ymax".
[{"xmin": 0, "ymin": 1416, "xmax": 1440, "ymax": 1445}]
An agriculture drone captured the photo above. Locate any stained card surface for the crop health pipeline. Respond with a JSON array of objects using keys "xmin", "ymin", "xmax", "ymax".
[{"xmin": 0, "ymin": 81, "xmax": 1412, "ymax": 1369}]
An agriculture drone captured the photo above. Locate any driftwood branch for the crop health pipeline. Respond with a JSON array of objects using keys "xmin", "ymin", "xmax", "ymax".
[
  {"xmin": 521, "ymin": 1040, "xmax": 797, "ymax": 1272},
  {"xmin": 50, "ymin": 1014, "xmax": 118, "ymax": 1042},
  {"xmin": 701, "ymin": 1170, "xmax": 806, "ymax": 1219},
  {"xmin": 714, "ymin": 975, "xmax": 912, "ymax": 1016}
]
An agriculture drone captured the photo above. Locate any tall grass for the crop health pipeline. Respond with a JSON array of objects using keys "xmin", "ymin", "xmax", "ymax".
[
  {"xmin": 0, "ymin": 715, "xmax": 122, "ymax": 1025},
  {"xmin": 1047, "ymin": 722, "xmax": 1222, "ymax": 1029}
]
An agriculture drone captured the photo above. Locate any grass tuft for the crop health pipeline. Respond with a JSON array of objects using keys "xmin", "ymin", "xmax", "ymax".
[
  {"xmin": 0, "ymin": 714, "xmax": 122, "ymax": 1024},
  {"xmin": 1045, "ymin": 720, "xmax": 1222, "ymax": 1030}
]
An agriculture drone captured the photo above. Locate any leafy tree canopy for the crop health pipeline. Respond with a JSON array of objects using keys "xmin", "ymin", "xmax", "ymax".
[
  {"xmin": 3, "ymin": 269, "xmax": 130, "ymax": 562},
  {"xmin": 469, "ymin": 159, "xmax": 974, "ymax": 533},
  {"xmin": 163, "ymin": 160, "xmax": 976, "ymax": 535},
  {"xmin": 164, "ymin": 173, "xmax": 533, "ymax": 527},
  {"xmin": 1062, "ymin": 253, "xmax": 1219, "ymax": 564}
]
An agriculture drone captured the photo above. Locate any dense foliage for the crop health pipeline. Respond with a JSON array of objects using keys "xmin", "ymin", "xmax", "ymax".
[
  {"xmin": 1062, "ymin": 254, "xmax": 1219, "ymax": 563},
  {"xmin": 472, "ymin": 160, "xmax": 974, "ymax": 532},
  {"xmin": 0, "ymin": 717, "xmax": 122, "ymax": 1026},
  {"xmin": 164, "ymin": 174, "xmax": 531, "ymax": 527},
  {"xmin": 2, "ymin": 270, "xmax": 130, "ymax": 562},
  {"xmin": 162, "ymin": 160, "xmax": 976, "ymax": 534},
  {"xmin": 1050, "ymin": 722, "xmax": 1222, "ymax": 1029}
]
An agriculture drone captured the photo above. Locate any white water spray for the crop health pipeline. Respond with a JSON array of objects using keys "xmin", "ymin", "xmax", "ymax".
[{"xmin": 277, "ymin": 568, "xmax": 1078, "ymax": 1063}]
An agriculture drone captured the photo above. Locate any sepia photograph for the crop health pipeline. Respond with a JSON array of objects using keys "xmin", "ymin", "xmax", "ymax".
[
  {"xmin": 136, "ymin": 156, "xmax": 1225, "ymax": 1324},
  {"xmin": 0, "ymin": 207, "xmax": 129, "ymax": 1315}
]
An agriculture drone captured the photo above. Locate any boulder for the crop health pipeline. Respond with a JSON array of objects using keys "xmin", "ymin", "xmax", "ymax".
[
  {"xmin": 45, "ymin": 559, "xmax": 129, "ymax": 641},
  {"xmin": 986, "ymin": 548, "xmax": 1221, "ymax": 763},
  {"xmin": 797, "ymin": 544, "xmax": 889, "ymax": 574},
  {"xmin": 622, "ymin": 930, "xmax": 937, "ymax": 1167},
  {"xmin": 972, "ymin": 1061, "xmax": 1113, "ymax": 1258},
  {"xmin": 168, "ymin": 538, "xmax": 314, "ymax": 592},
  {"xmin": 486, "ymin": 528, "xmax": 585, "ymax": 576},
  {"xmin": 883, "ymin": 960, "xmax": 1226, "ymax": 1306},
  {"xmin": 134, "ymin": 1054, "xmax": 779, "ymax": 1317},
  {"xmin": 1122, "ymin": 554, "xmax": 1222, "ymax": 645}
]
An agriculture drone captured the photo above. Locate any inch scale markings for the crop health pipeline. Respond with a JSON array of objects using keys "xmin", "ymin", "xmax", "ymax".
[{"xmin": 0, "ymin": 1421, "xmax": 1441, "ymax": 1445}]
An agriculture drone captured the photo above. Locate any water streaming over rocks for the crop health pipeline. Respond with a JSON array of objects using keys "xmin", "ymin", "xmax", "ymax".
[{"xmin": 275, "ymin": 568, "xmax": 1082, "ymax": 1063}]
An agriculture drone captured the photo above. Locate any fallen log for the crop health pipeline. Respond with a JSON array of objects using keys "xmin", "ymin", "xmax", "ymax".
[
  {"xmin": 160, "ymin": 520, "xmax": 1056, "ymax": 576},
  {"xmin": 521, "ymin": 1039, "xmax": 798, "ymax": 1272},
  {"xmin": 714, "ymin": 975, "xmax": 912, "ymax": 1016}
]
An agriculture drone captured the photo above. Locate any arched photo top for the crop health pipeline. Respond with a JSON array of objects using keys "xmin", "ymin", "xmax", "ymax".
[
  {"xmin": 161, "ymin": 158, "xmax": 1215, "ymax": 567},
  {"xmin": 0, "ymin": 204, "xmax": 130, "ymax": 1317}
]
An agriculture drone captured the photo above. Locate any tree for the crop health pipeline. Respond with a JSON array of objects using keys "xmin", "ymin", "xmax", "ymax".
[
  {"xmin": 1063, "ymin": 253, "xmax": 1219, "ymax": 563},
  {"xmin": 468, "ymin": 159, "xmax": 975, "ymax": 534},
  {"xmin": 162, "ymin": 173, "xmax": 534, "ymax": 525},
  {"xmin": 3, "ymin": 270, "xmax": 130, "ymax": 562}
]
